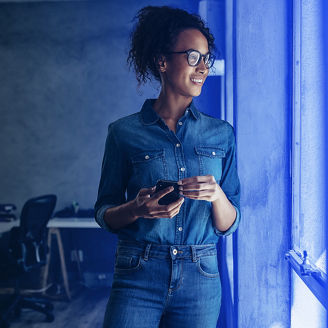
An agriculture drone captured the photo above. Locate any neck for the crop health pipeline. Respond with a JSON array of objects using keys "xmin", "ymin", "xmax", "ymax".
[{"xmin": 153, "ymin": 90, "xmax": 192, "ymax": 121}]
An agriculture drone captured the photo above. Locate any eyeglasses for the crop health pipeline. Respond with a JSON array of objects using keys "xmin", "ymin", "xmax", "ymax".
[{"xmin": 166, "ymin": 49, "xmax": 215, "ymax": 69}]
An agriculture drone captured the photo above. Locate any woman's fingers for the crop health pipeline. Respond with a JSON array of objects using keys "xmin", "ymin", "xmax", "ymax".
[
  {"xmin": 137, "ymin": 186, "xmax": 186, "ymax": 219},
  {"xmin": 145, "ymin": 197, "xmax": 184, "ymax": 218},
  {"xmin": 139, "ymin": 186, "xmax": 156, "ymax": 196},
  {"xmin": 157, "ymin": 197, "xmax": 184, "ymax": 213},
  {"xmin": 179, "ymin": 181, "xmax": 216, "ymax": 191},
  {"xmin": 137, "ymin": 186, "xmax": 156, "ymax": 201},
  {"xmin": 182, "ymin": 189, "xmax": 215, "ymax": 197},
  {"xmin": 152, "ymin": 186, "xmax": 175, "ymax": 200}
]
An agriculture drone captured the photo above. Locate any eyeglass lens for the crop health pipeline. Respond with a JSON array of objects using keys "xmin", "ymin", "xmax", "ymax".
[{"xmin": 188, "ymin": 51, "xmax": 213, "ymax": 68}]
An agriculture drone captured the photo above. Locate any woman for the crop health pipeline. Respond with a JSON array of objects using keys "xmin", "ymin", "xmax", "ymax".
[{"xmin": 95, "ymin": 5, "xmax": 241, "ymax": 328}]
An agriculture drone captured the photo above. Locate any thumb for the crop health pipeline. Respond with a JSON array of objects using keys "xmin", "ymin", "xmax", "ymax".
[{"xmin": 148, "ymin": 186, "xmax": 156, "ymax": 196}]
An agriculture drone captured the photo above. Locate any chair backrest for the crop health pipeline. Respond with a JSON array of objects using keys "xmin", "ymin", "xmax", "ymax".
[
  {"xmin": 7, "ymin": 195, "xmax": 57, "ymax": 272},
  {"xmin": 19, "ymin": 195, "xmax": 57, "ymax": 242}
]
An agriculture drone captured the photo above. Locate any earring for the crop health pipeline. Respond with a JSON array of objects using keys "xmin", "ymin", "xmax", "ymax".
[{"xmin": 158, "ymin": 57, "xmax": 166, "ymax": 72}]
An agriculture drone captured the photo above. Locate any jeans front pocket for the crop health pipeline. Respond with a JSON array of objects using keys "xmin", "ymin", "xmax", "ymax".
[
  {"xmin": 195, "ymin": 145, "xmax": 225, "ymax": 182},
  {"xmin": 197, "ymin": 255, "xmax": 220, "ymax": 278},
  {"xmin": 130, "ymin": 149, "xmax": 168, "ymax": 188},
  {"xmin": 114, "ymin": 254, "xmax": 142, "ymax": 274}
]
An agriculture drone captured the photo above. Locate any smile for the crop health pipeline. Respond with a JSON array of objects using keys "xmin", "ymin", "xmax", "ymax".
[{"xmin": 191, "ymin": 78, "xmax": 203, "ymax": 84}]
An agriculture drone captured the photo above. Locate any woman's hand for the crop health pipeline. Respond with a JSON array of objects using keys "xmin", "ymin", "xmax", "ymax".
[
  {"xmin": 132, "ymin": 186, "xmax": 184, "ymax": 219},
  {"xmin": 178, "ymin": 175, "xmax": 220, "ymax": 202}
]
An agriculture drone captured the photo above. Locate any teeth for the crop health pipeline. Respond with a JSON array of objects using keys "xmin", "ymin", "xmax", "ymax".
[{"xmin": 191, "ymin": 78, "xmax": 203, "ymax": 83}]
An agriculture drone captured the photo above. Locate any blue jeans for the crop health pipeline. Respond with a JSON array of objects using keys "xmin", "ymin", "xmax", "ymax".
[{"xmin": 103, "ymin": 240, "xmax": 221, "ymax": 328}]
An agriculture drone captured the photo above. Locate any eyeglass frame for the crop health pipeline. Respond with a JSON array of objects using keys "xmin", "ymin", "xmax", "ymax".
[{"xmin": 165, "ymin": 49, "xmax": 216, "ymax": 69}]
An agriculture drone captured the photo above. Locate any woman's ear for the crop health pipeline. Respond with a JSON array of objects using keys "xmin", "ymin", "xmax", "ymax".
[{"xmin": 157, "ymin": 55, "xmax": 167, "ymax": 72}]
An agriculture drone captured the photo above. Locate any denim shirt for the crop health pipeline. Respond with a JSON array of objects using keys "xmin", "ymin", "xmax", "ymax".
[{"xmin": 94, "ymin": 99, "xmax": 241, "ymax": 245}]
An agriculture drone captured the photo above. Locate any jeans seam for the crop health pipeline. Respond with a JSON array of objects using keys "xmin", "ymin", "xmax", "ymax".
[
  {"xmin": 170, "ymin": 259, "xmax": 184, "ymax": 293},
  {"xmin": 196, "ymin": 258, "xmax": 220, "ymax": 278},
  {"xmin": 114, "ymin": 255, "xmax": 143, "ymax": 274}
]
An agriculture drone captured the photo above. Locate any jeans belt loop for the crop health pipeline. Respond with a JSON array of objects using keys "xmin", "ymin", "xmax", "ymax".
[
  {"xmin": 143, "ymin": 243, "xmax": 152, "ymax": 261},
  {"xmin": 191, "ymin": 246, "xmax": 197, "ymax": 262}
]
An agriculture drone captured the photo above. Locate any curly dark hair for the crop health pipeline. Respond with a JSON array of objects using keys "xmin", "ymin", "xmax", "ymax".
[{"xmin": 127, "ymin": 6, "xmax": 215, "ymax": 85}]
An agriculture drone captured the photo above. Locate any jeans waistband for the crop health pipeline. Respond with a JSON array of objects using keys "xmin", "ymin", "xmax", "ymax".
[{"xmin": 116, "ymin": 240, "xmax": 217, "ymax": 262}]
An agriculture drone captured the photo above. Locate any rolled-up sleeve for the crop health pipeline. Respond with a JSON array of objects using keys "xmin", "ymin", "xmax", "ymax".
[
  {"xmin": 94, "ymin": 123, "xmax": 128, "ymax": 233},
  {"xmin": 214, "ymin": 124, "xmax": 241, "ymax": 237}
]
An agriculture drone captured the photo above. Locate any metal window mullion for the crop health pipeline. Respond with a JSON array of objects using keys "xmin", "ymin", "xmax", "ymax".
[{"xmin": 291, "ymin": 0, "xmax": 301, "ymax": 253}]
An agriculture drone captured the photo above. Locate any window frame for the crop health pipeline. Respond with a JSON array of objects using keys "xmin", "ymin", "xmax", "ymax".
[{"xmin": 287, "ymin": 0, "xmax": 328, "ymax": 312}]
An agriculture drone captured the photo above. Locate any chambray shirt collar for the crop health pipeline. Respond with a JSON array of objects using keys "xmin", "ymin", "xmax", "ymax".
[{"xmin": 140, "ymin": 98, "xmax": 200, "ymax": 125}]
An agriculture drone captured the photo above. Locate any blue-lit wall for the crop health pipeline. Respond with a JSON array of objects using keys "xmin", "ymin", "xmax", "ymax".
[{"xmin": 234, "ymin": 0, "xmax": 291, "ymax": 327}]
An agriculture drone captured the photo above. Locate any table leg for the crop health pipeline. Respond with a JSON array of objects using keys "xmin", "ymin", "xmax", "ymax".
[
  {"xmin": 42, "ymin": 228, "xmax": 71, "ymax": 300},
  {"xmin": 52, "ymin": 228, "xmax": 71, "ymax": 300},
  {"xmin": 41, "ymin": 229, "xmax": 52, "ymax": 295}
]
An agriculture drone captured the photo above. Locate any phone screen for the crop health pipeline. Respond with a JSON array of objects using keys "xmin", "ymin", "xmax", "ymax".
[{"xmin": 155, "ymin": 180, "xmax": 181, "ymax": 205}]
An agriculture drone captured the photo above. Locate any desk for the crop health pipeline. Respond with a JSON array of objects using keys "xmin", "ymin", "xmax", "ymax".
[
  {"xmin": 44, "ymin": 218, "xmax": 98, "ymax": 300},
  {"xmin": 48, "ymin": 218, "xmax": 99, "ymax": 229},
  {"xmin": 0, "ymin": 217, "xmax": 99, "ymax": 300},
  {"xmin": 0, "ymin": 217, "xmax": 98, "ymax": 234},
  {"xmin": 0, "ymin": 220, "xmax": 18, "ymax": 234}
]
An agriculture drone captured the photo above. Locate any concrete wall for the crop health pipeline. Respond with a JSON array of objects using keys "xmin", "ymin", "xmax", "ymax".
[
  {"xmin": 0, "ymin": 0, "xmax": 198, "ymax": 212},
  {"xmin": 234, "ymin": 1, "xmax": 291, "ymax": 327}
]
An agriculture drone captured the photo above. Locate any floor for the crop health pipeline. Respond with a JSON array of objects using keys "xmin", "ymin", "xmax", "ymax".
[{"xmin": 8, "ymin": 287, "xmax": 109, "ymax": 328}]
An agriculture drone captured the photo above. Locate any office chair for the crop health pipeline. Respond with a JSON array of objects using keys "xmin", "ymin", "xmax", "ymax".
[{"xmin": 0, "ymin": 194, "xmax": 57, "ymax": 328}]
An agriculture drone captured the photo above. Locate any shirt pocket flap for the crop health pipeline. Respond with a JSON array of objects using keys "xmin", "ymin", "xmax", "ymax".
[
  {"xmin": 131, "ymin": 149, "xmax": 165, "ymax": 164},
  {"xmin": 194, "ymin": 146, "xmax": 225, "ymax": 158}
]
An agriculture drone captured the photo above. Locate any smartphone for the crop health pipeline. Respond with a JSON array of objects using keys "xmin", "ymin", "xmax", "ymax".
[{"xmin": 155, "ymin": 179, "xmax": 181, "ymax": 205}]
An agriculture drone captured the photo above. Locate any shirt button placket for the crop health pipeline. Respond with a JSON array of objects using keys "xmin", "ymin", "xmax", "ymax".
[{"xmin": 174, "ymin": 137, "xmax": 185, "ymax": 244}]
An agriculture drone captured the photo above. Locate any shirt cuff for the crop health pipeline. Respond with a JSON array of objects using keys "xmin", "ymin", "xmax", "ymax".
[
  {"xmin": 214, "ymin": 205, "xmax": 241, "ymax": 237},
  {"xmin": 95, "ymin": 204, "xmax": 120, "ymax": 234}
]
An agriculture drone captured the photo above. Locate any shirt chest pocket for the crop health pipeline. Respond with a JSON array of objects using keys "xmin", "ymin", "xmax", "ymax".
[
  {"xmin": 130, "ymin": 149, "xmax": 168, "ymax": 188},
  {"xmin": 194, "ymin": 146, "xmax": 225, "ymax": 182}
]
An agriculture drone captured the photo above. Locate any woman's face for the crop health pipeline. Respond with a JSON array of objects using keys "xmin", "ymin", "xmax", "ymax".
[{"xmin": 161, "ymin": 28, "xmax": 210, "ymax": 99}]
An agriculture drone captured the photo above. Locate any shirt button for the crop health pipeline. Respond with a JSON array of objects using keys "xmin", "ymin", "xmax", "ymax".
[
  {"xmin": 145, "ymin": 155, "xmax": 150, "ymax": 160},
  {"xmin": 176, "ymin": 143, "xmax": 181, "ymax": 147},
  {"xmin": 178, "ymin": 122, "xmax": 183, "ymax": 126},
  {"xmin": 172, "ymin": 249, "xmax": 178, "ymax": 255},
  {"xmin": 180, "ymin": 167, "xmax": 185, "ymax": 172},
  {"xmin": 178, "ymin": 227, "xmax": 183, "ymax": 231},
  {"xmin": 212, "ymin": 151, "xmax": 216, "ymax": 156}
]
